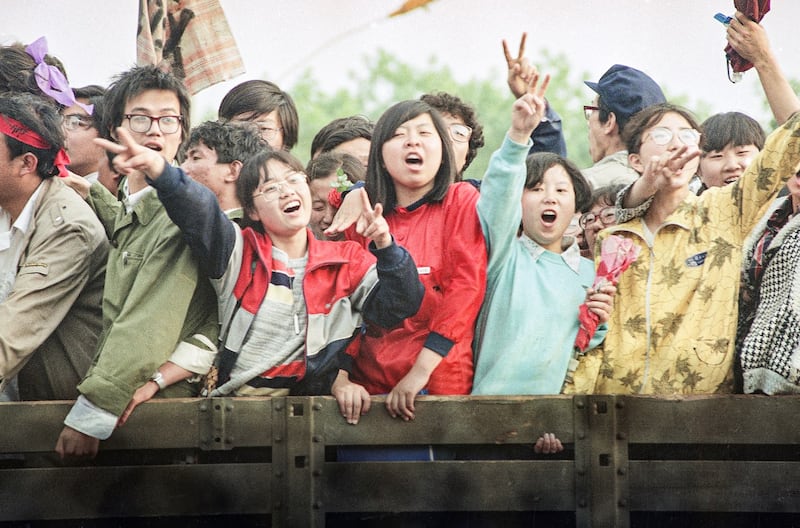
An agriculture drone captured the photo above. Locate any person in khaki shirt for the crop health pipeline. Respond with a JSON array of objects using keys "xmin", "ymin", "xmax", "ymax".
[{"xmin": 0, "ymin": 92, "xmax": 107, "ymax": 400}]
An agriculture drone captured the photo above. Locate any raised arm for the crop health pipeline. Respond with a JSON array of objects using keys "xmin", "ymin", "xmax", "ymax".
[
  {"xmin": 95, "ymin": 129, "xmax": 236, "ymax": 278},
  {"xmin": 727, "ymin": 11, "xmax": 800, "ymax": 126}
]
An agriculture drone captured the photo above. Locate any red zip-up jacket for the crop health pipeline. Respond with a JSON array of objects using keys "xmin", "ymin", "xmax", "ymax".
[{"xmin": 349, "ymin": 182, "xmax": 487, "ymax": 395}]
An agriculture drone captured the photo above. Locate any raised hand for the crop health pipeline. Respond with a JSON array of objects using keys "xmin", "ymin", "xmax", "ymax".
[
  {"xmin": 94, "ymin": 127, "xmax": 166, "ymax": 180},
  {"xmin": 503, "ymin": 32, "xmax": 539, "ymax": 98},
  {"xmin": 641, "ymin": 145, "xmax": 701, "ymax": 192},
  {"xmin": 726, "ymin": 11, "xmax": 771, "ymax": 68},
  {"xmin": 324, "ymin": 187, "xmax": 366, "ymax": 237},
  {"xmin": 509, "ymin": 72, "xmax": 551, "ymax": 144},
  {"xmin": 355, "ymin": 188, "xmax": 391, "ymax": 249}
]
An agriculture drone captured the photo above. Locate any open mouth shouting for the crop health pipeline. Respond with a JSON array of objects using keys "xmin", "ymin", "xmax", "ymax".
[
  {"xmin": 282, "ymin": 199, "xmax": 302, "ymax": 215},
  {"xmin": 541, "ymin": 209, "xmax": 557, "ymax": 226},
  {"xmin": 405, "ymin": 152, "xmax": 423, "ymax": 168}
]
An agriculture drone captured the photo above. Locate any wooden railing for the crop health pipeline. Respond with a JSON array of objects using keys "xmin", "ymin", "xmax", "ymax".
[{"xmin": 1, "ymin": 395, "xmax": 799, "ymax": 527}]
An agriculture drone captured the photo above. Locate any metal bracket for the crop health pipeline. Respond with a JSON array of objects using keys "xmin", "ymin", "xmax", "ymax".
[{"xmin": 199, "ymin": 398, "xmax": 235, "ymax": 451}]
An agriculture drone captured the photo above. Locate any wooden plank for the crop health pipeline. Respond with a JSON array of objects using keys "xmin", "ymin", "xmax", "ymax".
[
  {"xmin": 320, "ymin": 460, "xmax": 575, "ymax": 512},
  {"xmin": 0, "ymin": 401, "xmax": 74, "ymax": 452},
  {"xmin": 623, "ymin": 396, "xmax": 800, "ymax": 444},
  {"xmin": 0, "ymin": 463, "xmax": 272, "ymax": 521},
  {"xmin": 628, "ymin": 461, "xmax": 800, "ymax": 512},
  {"xmin": 313, "ymin": 396, "xmax": 576, "ymax": 446},
  {"xmin": 0, "ymin": 398, "xmax": 274, "ymax": 454}
]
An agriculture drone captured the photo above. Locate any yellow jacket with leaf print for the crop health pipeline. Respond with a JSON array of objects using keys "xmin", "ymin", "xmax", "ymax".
[{"xmin": 575, "ymin": 111, "xmax": 800, "ymax": 395}]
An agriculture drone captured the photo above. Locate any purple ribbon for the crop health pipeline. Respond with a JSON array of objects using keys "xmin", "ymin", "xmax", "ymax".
[{"xmin": 25, "ymin": 37, "xmax": 93, "ymax": 115}]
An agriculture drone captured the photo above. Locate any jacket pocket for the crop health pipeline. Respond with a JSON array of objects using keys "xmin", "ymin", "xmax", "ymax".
[{"xmin": 691, "ymin": 337, "xmax": 730, "ymax": 366}]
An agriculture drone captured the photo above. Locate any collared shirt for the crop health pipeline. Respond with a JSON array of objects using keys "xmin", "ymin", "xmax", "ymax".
[
  {"xmin": 122, "ymin": 183, "xmax": 155, "ymax": 214},
  {"xmin": 518, "ymin": 232, "xmax": 583, "ymax": 274},
  {"xmin": 0, "ymin": 184, "xmax": 43, "ymax": 302}
]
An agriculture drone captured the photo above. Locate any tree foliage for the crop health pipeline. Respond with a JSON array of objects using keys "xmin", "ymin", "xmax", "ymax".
[
  {"xmin": 287, "ymin": 48, "xmax": 597, "ymax": 176},
  {"xmin": 284, "ymin": 49, "xmax": 721, "ymax": 176}
]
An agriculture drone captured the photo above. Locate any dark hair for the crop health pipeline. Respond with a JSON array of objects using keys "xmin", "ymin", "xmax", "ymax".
[
  {"xmin": 306, "ymin": 151, "xmax": 366, "ymax": 183},
  {"xmin": 0, "ymin": 92, "xmax": 65, "ymax": 179},
  {"xmin": 73, "ymin": 84, "xmax": 106, "ymax": 101},
  {"xmin": 218, "ymin": 80, "xmax": 299, "ymax": 151},
  {"xmin": 700, "ymin": 111, "xmax": 766, "ymax": 153},
  {"xmin": 524, "ymin": 152, "xmax": 592, "ymax": 213},
  {"xmin": 186, "ymin": 120, "xmax": 267, "ymax": 164},
  {"xmin": 420, "ymin": 92, "xmax": 485, "ymax": 174},
  {"xmin": 310, "ymin": 115, "xmax": 373, "ymax": 159},
  {"xmin": 72, "ymin": 85, "xmax": 107, "ymax": 130},
  {"xmin": 622, "ymin": 103, "xmax": 702, "ymax": 156},
  {"xmin": 367, "ymin": 100, "xmax": 456, "ymax": 211},
  {"xmin": 591, "ymin": 183, "xmax": 626, "ymax": 210},
  {"xmin": 101, "ymin": 65, "xmax": 191, "ymax": 146},
  {"xmin": 237, "ymin": 149, "xmax": 307, "ymax": 232},
  {"xmin": 0, "ymin": 42, "xmax": 68, "ymax": 98}
]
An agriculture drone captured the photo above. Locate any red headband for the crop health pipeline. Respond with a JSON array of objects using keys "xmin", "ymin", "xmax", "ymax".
[{"xmin": 0, "ymin": 114, "xmax": 71, "ymax": 177}]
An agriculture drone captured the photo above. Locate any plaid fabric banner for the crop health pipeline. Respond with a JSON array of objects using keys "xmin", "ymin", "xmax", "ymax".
[{"xmin": 137, "ymin": 0, "xmax": 245, "ymax": 94}]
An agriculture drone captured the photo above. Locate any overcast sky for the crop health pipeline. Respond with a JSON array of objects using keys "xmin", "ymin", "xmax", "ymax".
[{"xmin": 3, "ymin": 1, "xmax": 798, "ymax": 126}]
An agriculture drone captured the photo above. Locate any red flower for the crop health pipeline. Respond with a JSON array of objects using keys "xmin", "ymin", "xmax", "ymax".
[{"xmin": 328, "ymin": 188, "xmax": 343, "ymax": 209}]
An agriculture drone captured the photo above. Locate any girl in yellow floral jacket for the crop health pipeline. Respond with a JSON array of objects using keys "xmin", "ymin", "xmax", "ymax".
[{"xmin": 572, "ymin": 103, "xmax": 800, "ymax": 395}]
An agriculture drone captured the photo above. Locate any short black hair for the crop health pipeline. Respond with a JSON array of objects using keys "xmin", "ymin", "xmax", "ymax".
[
  {"xmin": 72, "ymin": 85, "xmax": 107, "ymax": 130},
  {"xmin": 310, "ymin": 115, "xmax": 373, "ymax": 159},
  {"xmin": 186, "ymin": 120, "xmax": 267, "ymax": 164},
  {"xmin": 700, "ymin": 112, "xmax": 765, "ymax": 153},
  {"xmin": 0, "ymin": 92, "xmax": 65, "ymax": 179},
  {"xmin": 525, "ymin": 152, "xmax": 592, "ymax": 213},
  {"xmin": 218, "ymin": 80, "xmax": 299, "ymax": 151},
  {"xmin": 306, "ymin": 151, "xmax": 365, "ymax": 184},
  {"xmin": 101, "ymin": 65, "xmax": 191, "ymax": 146},
  {"xmin": 591, "ymin": 183, "xmax": 627, "ymax": 210}
]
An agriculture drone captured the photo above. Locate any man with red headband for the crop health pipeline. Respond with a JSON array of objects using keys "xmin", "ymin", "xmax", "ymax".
[{"xmin": 0, "ymin": 92, "xmax": 107, "ymax": 400}]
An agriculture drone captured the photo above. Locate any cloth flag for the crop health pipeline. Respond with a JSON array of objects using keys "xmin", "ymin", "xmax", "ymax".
[
  {"xmin": 137, "ymin": 0, "xmax": 245, "ymax": 94},
  {"xmin": 725, "ymin": 0, "xmax": 771, "ymax": 74}
]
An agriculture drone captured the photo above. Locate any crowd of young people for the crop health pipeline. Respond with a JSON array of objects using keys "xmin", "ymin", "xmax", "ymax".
[{"xmin": 0, "ymin": 11, "xmax": 799, "ymax": 464}]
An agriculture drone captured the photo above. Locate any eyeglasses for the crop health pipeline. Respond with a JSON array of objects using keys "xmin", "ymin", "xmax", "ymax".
[
  {"xmin": 253, "ymin": 172, "xmax": 307, "ymax": 202},
  {"xmin": 579, "ymin": 206, "xmax": 617, "ymax": 229},
  {"xmin": 124, "ymin": 114, "xmax": 183, "ymax": 134},
  {"xmin": 254, "ymin": 123, "xmax": 283, "ymax": 141},
  {"xmin": 448, "ymin": 123, "xmax": 472, "ymax": 144},
  {"xmin": 583, "ymin": 105, "xmax": 600, "ymax": 121},
  {"xmin": 644, "ymin": 127, "xmax": 701, "ymax": 147},
  {"xmin": 62, "ymin": 113, "xmax": 94, "ymax": 131}
]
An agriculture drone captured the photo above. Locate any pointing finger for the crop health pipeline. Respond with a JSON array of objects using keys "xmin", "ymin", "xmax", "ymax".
[{"xmin": 93, "ymin": 137, "xmax": 126, "ymax": 154}]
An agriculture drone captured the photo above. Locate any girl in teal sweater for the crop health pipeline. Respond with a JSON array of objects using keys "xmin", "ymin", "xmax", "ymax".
[{"xmin": 472, "ymin": 75, "xmax": 614, "ymax": 396}]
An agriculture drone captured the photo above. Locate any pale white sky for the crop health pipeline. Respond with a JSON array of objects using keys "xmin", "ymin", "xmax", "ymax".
[{"xmin": 3, "ymin": 1, "xmax": 797, "ymax": 125}]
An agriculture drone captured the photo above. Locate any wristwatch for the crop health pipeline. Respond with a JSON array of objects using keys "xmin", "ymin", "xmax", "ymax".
[{"xmin": 149, "ymin": 371, "xmax": 167, "ymax": 391}]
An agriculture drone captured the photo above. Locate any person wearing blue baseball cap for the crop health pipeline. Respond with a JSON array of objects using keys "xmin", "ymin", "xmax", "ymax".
[{"xmin": 582, "ymin": 64, "xmax": 666, "ymax": 189}]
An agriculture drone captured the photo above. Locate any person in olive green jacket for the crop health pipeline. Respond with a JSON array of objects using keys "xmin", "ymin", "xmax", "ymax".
[{"xmin": 56, "ymin": 66, "xmax": 218, "ymax": 459}]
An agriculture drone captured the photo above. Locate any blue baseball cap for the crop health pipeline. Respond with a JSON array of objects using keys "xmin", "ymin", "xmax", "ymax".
[{"xmin": 585, "ymin": 65, "xmax": 666, "ymax": 123}]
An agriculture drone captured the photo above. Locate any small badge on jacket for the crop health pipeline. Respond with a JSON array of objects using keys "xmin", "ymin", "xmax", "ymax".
[{"xmin": 685, "ymin": 251, "xmax": 707, "ymax": 267}]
